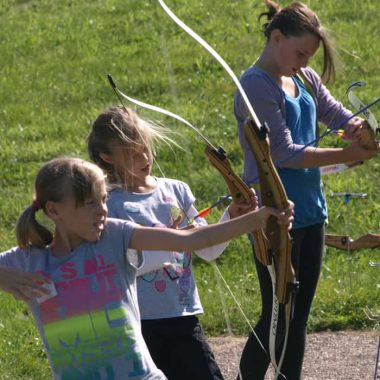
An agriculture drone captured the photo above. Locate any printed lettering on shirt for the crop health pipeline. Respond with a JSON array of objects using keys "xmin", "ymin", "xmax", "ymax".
[{"xmin": 39, "ymin": 254, "xmax": 145, "ymax": 377}]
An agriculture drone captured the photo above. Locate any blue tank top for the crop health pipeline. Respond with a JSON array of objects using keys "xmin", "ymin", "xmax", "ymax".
[{"xmin": 277, "ymin": 76, "xmax": 327, "ymax": 229}]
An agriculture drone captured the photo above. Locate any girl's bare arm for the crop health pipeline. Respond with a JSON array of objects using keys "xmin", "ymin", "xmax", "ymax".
[{"xmin": 130, "ymin": 205, "xmax": 293, "ymax": 252}]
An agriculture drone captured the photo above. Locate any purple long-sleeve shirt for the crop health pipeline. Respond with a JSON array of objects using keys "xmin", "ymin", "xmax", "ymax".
[{"xmin": 234, "ymin": 66, "xmax": 352, "ymax": 185}]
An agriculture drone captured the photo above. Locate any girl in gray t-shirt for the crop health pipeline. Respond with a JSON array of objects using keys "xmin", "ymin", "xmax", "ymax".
[{"xmin": 0, "ymin": 156, "xmax": 293, "ymax": 380}]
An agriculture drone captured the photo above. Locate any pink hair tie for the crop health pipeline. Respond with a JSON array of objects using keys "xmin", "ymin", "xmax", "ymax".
[{"xmin": 33, "ymin": 200, "xmax": 42, "ymax": 211}]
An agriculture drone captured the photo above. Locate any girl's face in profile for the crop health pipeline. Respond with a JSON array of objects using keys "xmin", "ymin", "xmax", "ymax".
[{"xmin": 50, "ymin": 180, "xmax": 108, "ymax": 251}]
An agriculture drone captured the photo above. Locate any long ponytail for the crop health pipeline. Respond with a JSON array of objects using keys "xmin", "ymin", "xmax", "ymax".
[
  {"xmin": 259, "ymin": 1, "xmax": 335, "ymax": 84},
  {"xmin": 16, "ymin": 204, "xmax": 53, "ymax": 248}
]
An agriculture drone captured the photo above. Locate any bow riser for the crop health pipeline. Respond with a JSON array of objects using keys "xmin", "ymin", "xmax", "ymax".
[
  {"xmin": 360, "ymin": 120, "xmax": 378, "ymax": 151},
  {"xmin": 243, "ymin": 118, "xmax": 297, "ymax": 304},
  {"xmin": 204, "ymin": 145, "xmax": 270, "ymax": 266}
]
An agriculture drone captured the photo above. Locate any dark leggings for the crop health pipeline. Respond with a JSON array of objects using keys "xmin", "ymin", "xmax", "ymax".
[
  {"xmin": 142, "ymin": 315, "xmax": 224, "ymax": 380},
  {"xmin": 238, "ymin": 223, "xmax": 325, "ymax": 380}
]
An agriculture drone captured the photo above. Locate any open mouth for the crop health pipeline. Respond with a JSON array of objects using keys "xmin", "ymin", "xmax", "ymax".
[
  {"xmin": 141, "ymin": 164, "xmax": 150, "ymax": 172},
  {"xmin": 94, "ymin": 220, "xmax": 105, "ymax": 232}
]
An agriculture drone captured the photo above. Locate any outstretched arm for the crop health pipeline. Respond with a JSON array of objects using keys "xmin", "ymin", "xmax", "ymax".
[
  {"xmin": 194, "ymin": 193, "xmax": 259, "ymax": 261},
  {"xmin": 130, "ymin": 204, "xmax": 294, "ymax": 252}
]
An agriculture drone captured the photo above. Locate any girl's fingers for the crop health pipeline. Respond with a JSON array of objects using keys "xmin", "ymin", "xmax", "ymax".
[
  {"xmin": 12, "ymin": 290, "xmax": 29, "ymax": 302},
  {"xmin": 21, "ymin": 277, "xmax": 51, "ymax": 292},
  {"xmin": 170, "ymin": 215, "xmax": 182, "ymax": 229},
  {"xmin": 344, "ymin": 118, "xmax": 363, "ymax": 139},
  {"xmin": 14, "ymin": 276, "xmax": 52, "ymax": 295},
  {"xmin": 19, "ymin": 286, "xmax": 42, "ymax": 300},
  {"xmin": 249, "ymin": 188, "xmax": 259, "ymax": 208},
  {"xmin": 266, "ymin": 206, "xmax": 294, "ymax": 227},
  {"xmin": 30, "ymin": 273, "xmax": 51, "ymax": 284},
  {"xmin": 26, "ymin": 286, "xmax": 49, "ymax": 297},
  {"xmin": 180, "ymin": 223, "xmax": 196, "ymax": 231},
  {"xmin": 0, "ymin": 267, "xmax": 53, "ymax": 302},
  {"xmin": 12, "ymin": 287, "xmax": 36, "ymax": 303}
]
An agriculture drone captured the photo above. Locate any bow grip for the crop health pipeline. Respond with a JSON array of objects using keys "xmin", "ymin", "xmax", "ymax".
[
  {"xmin": 204, "ymin": 144, "xmax": 271, "ymax": 266},
  {"xmin": 243, "ymin": 118, "xmax": 298, "ymax": 303},
  {"xmin": 360, "ymin": 120, "xmax": 379, "ymax": 150}
]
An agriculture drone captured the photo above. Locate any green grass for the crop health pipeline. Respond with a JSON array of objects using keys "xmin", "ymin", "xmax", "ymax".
[{"xmin": 0, "ymin": 0, "xmax": 379, "ymax": 378}]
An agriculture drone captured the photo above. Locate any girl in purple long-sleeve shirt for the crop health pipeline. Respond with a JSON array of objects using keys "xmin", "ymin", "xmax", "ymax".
[{"xmin": 234, "ymin": 1, "xmax": 379, "ymax": 379}]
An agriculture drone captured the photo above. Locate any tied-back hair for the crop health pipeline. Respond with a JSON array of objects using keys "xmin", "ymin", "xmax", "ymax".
[
  {"xmin": 16, "ymin": 157, "xmax": 105, "ymax": 248},
  {"xmin": 259, "ymin": 0, "xmax": 335, "ymax": 84},
  {"xmin": 88, "ymin": 105, "xmax": 178, "ymax": 187}
]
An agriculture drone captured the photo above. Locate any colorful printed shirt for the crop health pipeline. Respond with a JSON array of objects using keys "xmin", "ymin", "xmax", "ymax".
[
  {"xmin": 106, "ymin": 177, "xmax": 228, "ymax": 320},
  {"xmin": 0, "ymin": 218, "xmax": 166, "ymax": 380}
]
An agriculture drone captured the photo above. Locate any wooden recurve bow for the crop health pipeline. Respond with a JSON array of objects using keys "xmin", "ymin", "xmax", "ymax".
[
  {"xmin": 157, "ymin": 0, "xmax": 296, "ymax": 306},
  {"xmin": 151, "ymin": 2, "xmax": 298, "ymax": 377}
]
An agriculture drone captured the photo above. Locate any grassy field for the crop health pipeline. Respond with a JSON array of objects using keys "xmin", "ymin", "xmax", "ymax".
[{"xmin": 0, "ymin": 0, "xmax": 379, "ymax": 378}]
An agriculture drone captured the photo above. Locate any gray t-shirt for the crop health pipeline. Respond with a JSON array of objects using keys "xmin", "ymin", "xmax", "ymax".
[
  {"xmin": 107, "ymin": 178, "xmax": 204, "ymax": 320},
  {"xmin": 0, "ymin": 218, "xmax": 166, "ymax": 380}
]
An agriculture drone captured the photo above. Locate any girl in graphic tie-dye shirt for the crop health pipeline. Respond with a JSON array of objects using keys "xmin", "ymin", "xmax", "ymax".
[
  {"xmin": 0, "ymin": 157, "xmax": 294, "ymax": 380},
  {"xmin": 87, "ymin": 105, "xmax": 260, "ymax": 380}
]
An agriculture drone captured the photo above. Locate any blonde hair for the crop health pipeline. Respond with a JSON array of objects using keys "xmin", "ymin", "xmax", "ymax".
[
  {"xmin": 88, "ymin": 105, "xmax": 177, "ymax": 186},
  {"xmin": 259, "ymin": 0, "xmax": 335, "ymax": 83},
  {"xmin": 16, "ymin": 157, "xmax": 105, "ymax": 248}
]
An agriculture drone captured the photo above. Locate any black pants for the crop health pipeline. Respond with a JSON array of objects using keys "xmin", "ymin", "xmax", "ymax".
[
  {"xmin": 238, "ymin": 223, "xmax": 325, "ymax": 380},
  {"xmin": 142, "ymin": 315, "xmax": 224, "ymax": 380}
]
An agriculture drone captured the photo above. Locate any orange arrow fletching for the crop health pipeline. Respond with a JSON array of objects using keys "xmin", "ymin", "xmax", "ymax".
[{"xmin": 196, "ymin": 207, "xmax": 212, "ymax": 219}]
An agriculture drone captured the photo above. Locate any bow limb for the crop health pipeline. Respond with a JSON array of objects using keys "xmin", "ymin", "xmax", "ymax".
[
  {"xmin": 347, "ymin": 82, "xmax": 380, "ymax": 150},
  {"xmin": 157, "ymin": 0, "xmax": 261, "ymax": 129},
  {"xmin": 325, "ymin": 233, "xmax": 380, "ymax": 251}
]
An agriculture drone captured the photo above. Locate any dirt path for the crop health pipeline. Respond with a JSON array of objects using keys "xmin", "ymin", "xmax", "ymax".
[{"xmin": 209, "ymin": 330, "xmax": 379, "ymax": 380}]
